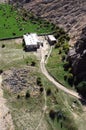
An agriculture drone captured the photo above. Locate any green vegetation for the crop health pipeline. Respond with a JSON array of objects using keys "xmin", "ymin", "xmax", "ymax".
[
  {"xmin": 76, "ymin": 81, "xmax": 86, "ymax": 98},
  {"xmin": 46, "ymin": 48, "xmax": 72, "ymax": 88},
  {"xmin": 0, "ymin": 40, "xmax": 38, "ymax": 70},
  {"xmin": 0, "ymin": 4, "xmax": 53, "ymax": 39}
]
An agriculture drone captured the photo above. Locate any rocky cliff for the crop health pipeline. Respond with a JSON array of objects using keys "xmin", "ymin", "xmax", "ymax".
[{"xmin": 68, "ymin": 27, "xmax": 86, "ymax": 82}]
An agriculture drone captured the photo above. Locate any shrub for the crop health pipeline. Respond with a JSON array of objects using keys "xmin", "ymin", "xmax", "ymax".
[
  {"xmin": 55, "ymin": 42, "xmax": 61, "ymax": 48},
  {"xmin": 49, "ymin": 110, "xmax": 56, "ymax": 120},
  {"xmin": 47, "ymin": 88, "xmax": 51, "ymax": 96},
  {"xmin": 76, "ymin": 81, "xmax": 86, "ymax": 97},
  {"xmin": 40, "ymin": 87, "xmax": 44, "ymax": 93},
  {"xmin": 58, "ymin": 48, "xmax": 62, "ymax": 54},
  {"xmin": 67, "ymin": 73, "xmax": 74, "ymax": 86},
  {"xmin": 63, "ymin": 61, "xmax": 70, "ymax": 71},
  {"xmin": 62, "ymin": 54, "xmax": 66, "ymax": 61},
  {"xmin": 36, "ymin": 77, "xmax": 42, "ymax": 86},
  {"xmin": 2, "ymin": 44, "xmax": 5, "ymax": 48},
  {"xmin": 64, "ymin": 74, "xmax": 67, "ymax": 81},
  {"xmin": 31, "ymin": 61, "xmax": 36, "ymax": 66},
  {"xmin": 12, "ymin": 32, "xmax": 16, "ymax": 36},
  {"xmin": 25, "ymin": 90, "xmax": 30, "ymax": 99},
  {"xmin": 62, "ymin": 43, "xmax": 69, "ymax": 51},
  {"xmin": 0, "ymin": 69, "xmax": 3, "ymax": 74},
  {"xmin": 68, "ymin": 67, "xmax": 72, "ymax": 73},
  {"xmin": 17, "ymin": 94, "xmax": 20, "ymax": 99}
]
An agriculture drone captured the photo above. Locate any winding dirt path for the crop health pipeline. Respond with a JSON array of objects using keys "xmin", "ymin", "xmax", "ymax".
[
  {"xmin": 0, "ymin": 75, "xmax": 14, "ymax": 130},
  {"xmin": 40, "ymin": 46, "xmax": 81, "ymax": 99}
]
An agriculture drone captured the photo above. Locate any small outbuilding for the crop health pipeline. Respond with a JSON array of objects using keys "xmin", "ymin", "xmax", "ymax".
[{"xmin": 47, "ymin": 35, "xmax": 57, "ymax": 45}]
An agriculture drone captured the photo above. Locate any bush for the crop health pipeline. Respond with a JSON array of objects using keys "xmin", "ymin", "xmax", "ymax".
[
  {"xmin": 62, "ymin": 54, "xmax": 66, "ymax": 61},
  {"xmin": 63, "ymin": 61, "xmax": 70, "ymax": 71},
  {"xmin": 25, "ymin": 90, "xmax": 30, "ymax": 99},
  {"xmin": 55, "ymin": 42, "xmax": 61, "ymax": 48},
  {"xmin": 58, "ymin": 48, "xmax": 62, "ymax": 54},
  {"xmin": 62, "ymin": 43, "xmax": 69, "ymax": 51},
  {"xmin": 2, "ymin": 44, "xmax": 5, "ymax": 48},
  {"xmin": 31, "ymin": 61, "xmax": 36, "ymax": 66},
  {"xmin": 76, "ymin": 81, "xmax": 86, "ymax": 97},
  {"xmin": 64, "ymin": 74, "xmax": 67, "ymax": 81},
  {"xmin": 68, "ymin": 67, "xmax": 72, "ymax": 73},
  {"xmin": 0, "ymin": 69, "xmax": 3, "ymax": 74},
  {"xmin": 40, "ymin": 87, "xmax": 44, "ymax": 93},
  {"xmin": 67, "ymin": 73, "xmax": 74, "ymax": 86},
  {"xmin": 36, "ymin": 77, "xmax": 42, "ymax": 86},
  {"xmin": 49, "ymin": 110, "xmax": 56, "ymax": 120},
  {"xmin": 47, "ymin": 88, "xmax": 51, "ymax": 96},
  {"xmin": 17, "ymin": 94, "xmax": 20, "ymax": 99},
  {"xmin": 12, "ymin": 32, "xmax": 16, "ymax": 36}
]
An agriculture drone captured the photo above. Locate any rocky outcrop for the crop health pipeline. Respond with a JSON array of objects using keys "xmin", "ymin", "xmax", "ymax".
[{"xmin": 68, "ymin": 27, "xmax": 86, "ymax": 82}]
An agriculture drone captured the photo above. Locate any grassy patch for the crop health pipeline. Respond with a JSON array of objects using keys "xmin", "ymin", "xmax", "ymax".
[
  {"xmin": 0, "ymin": 4, "xmax": 53, "ymax": 39},
  {"xmin": 0, "ymin": 40, "xmax": 38, "ymax": 70},
  {"xmin": 46, "ymin": 47, "xmax": 73, "ymax": 88}
]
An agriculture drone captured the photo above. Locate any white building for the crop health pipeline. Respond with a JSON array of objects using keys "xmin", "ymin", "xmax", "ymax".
[
  {"xmin": 23, "ymin": 33, "xmax": 40, "ymax": 51},
  {"xmin": 47, "ymin": 35, "xmax": 57, "ymax": 45}
]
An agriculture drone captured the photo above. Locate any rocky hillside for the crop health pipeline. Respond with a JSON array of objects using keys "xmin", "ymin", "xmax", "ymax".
[
  {"xmin": 22, "ymin": 0, "xmax": 86, "ymax": 45},
  {"xmin": 68, "ymin": 27, "xmax": 86, "ymax": 82}
]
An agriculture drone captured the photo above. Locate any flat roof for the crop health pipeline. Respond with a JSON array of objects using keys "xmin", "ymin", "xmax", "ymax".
[
  {"xmin": 23, "ymin": 33, "xmax": 38, "ymax": 46},
  {"xmin": 48, "ymin": 35, "xmax": 56, "ymax": 41}
]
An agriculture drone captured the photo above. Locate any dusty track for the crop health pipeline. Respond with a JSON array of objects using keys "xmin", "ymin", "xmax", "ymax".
[
  {"xmin": 40, "ymin": 47, "xmax": 81, "ymax": 99},
  {"xmin": 0, "ymin": 75, "xmax": 14, "ymax": 130}
]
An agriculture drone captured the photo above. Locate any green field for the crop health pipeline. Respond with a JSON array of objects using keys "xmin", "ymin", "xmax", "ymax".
[
  {"xmin": 46, "ymin": 47, "xmax": 73, "ymax": 88},
  {"xmin": 0, "ymin": 4, "xmax": 53, "ymax": 39}
]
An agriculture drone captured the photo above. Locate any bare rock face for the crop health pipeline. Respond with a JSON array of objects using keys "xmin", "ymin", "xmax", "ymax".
[{"xmin": 68, "ymin": 27, "xmax": 86, "ymax": 82}]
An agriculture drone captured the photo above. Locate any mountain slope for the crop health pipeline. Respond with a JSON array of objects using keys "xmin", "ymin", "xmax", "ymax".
[{"xmin": 22, "ymin": 0, "xmax": 86, "ymax": 44}]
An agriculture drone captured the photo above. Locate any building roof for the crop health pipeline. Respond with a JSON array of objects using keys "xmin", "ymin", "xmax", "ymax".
[
  {"xmin": 23, "ymin": 33, "xmax": 38, "ymax": 46},
  {"xmin": 48, "ymin": 35, "xmax": 56, "ymax": 41}
]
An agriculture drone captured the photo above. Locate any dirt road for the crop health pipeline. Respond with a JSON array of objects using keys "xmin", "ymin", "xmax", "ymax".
[
  {"xmin": 40, "ymin": 47, "xmax": 81, "ymax": 99},
  {"xmin": 0, "ymin": 75, "xmax": 14, "ymax": 130}
]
